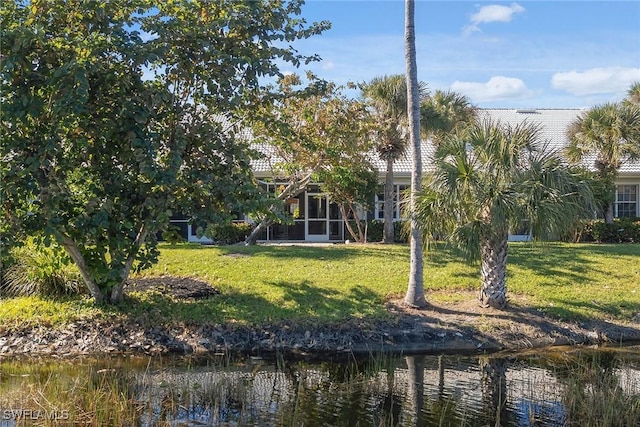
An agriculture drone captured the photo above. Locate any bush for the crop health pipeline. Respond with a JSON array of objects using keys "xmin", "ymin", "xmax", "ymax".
[
  {"xmin": 364, "ymin": 220, "xmax": 409, "ymax": 243},
  {"xmin": 204, "ymin": 222, "xmax": 253, "ymax": 245},
  {"xmin": 1, "ymin": 239, "xmax": 84, "ymax": 297},
  {"xmin": 365, "ymin": 220, "xmax": 383, "ymax": 242},
  {"xmin": 569, "ymin": 218, "xmax": 640, "ymax": 243}
]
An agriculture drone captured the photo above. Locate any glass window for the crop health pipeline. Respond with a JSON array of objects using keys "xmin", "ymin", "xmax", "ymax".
[
  {"xmin": 616, "ymin": 185, "xmax": 638, "ymax": 218},
  {"xmin": 375, "ymin": 193, "xmax": 385, "ymax": 219},
  {"xmin": 376, "ymin": 186, "xmax": 410, "ymax": 220}
]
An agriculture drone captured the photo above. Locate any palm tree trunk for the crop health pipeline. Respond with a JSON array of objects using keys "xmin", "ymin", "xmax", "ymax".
[
  {"xmin": 604, "ymin": 201, "xmax": 614, "ymax": 224},
  {"xmin": 406, "ymin": 355, "xmax": 425, "ymax": 426},
  {"xmin": 383, "ymin": 157, "xmax": 395, "ymax": 243},
  {"xmin": 480, "ymin": 357, "xmax": 509, "ymax": 425},
  {"xmin": 403, "ymin": 0, "xmax": 426, "ymax": 308},
  {"xmin": 478, "ymin": 234, "xmax": 508, "ymax": 309}
]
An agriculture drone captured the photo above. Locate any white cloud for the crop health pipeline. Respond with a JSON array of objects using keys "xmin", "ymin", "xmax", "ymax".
[
  {"xmin": 450, "ymin": 76, "xmax": 532, "ymax": 102},
  {"xmin": 463, "ymin": 3, "xmax": 525, "ymax": 36},
  {"xmin": 551, "ymin": 67, "xmax": 640, "ymax": 96},
  {"xmin": 321, "ymin": 60, "xmax": 336, "ymax": 71}
]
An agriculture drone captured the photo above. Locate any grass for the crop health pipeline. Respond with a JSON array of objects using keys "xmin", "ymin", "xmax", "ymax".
[{"xmin": 0, "ymin": 242, "xmax": 638, "ymax": 328}]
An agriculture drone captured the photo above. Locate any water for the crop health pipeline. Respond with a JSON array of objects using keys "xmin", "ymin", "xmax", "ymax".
[{"xmin": 1, "ymin": 346, "xmax": 639, "ymax": 426}]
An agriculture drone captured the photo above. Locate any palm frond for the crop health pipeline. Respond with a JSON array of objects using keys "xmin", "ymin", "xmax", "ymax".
[{"xmin": 416, "ymin": 117, "xmax": 596, "ymax": 262}]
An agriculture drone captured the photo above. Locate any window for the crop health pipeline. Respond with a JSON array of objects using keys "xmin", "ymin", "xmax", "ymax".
[
  {"xmin": 375, "ymin": 185, "xmax": 409, "ymax": 220},
  {"xmin": 615, "ymin": 185, "xmax": 638, "ymax": 218},
  {"xmin": 375, "ymin": 193, "xmax": 385, "ymax": 219}
]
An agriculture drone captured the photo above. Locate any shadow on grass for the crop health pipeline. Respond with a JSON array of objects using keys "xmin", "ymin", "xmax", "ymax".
[
  {"xmin": 213, "ymin": 243, "xmax": 410, "ymax": 263},
  {"xmin": 543, "ymin": 297, "xmax": 640, "ymax": 322},
  {"xmin": 117, "ymin": 278, "xmax": 386, "ymax": 328},
  {"xmin": 508, "ymin": 242, "xmax": 635, "ymax": 282}
]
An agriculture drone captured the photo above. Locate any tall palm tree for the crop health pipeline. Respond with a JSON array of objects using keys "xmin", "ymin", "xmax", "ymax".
[
  {"xmin": 566, "ymin": 101, "xmax": 640, "ymax": 223},
  {"xmin": 420, "ymin": 90, "xmax": 477, "ymax": 143},
  {"xmin": 415, "ymin": 119, "xmax": 594, "ymax": 308},
  {"xmin": 361, "ymin": 74, "xmax": 427, "ymax": 244},
  {"xmin": 403, "ymin": 0, "xmax": 426, "ymax": 308}
]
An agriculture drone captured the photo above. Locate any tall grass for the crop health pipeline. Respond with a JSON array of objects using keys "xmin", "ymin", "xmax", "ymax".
[
  {"xmin": 1, "ymin": 239, "xmax": 83, "ymax": 298},
  {"xmin": 1, "ymin": 350, "xmax": 638, "ymax": 426}
]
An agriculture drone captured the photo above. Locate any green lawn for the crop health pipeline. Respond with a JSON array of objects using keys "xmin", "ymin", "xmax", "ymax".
[{"xmin": 0, "ymin": 242, "xmax": 638, "ymax": 328}]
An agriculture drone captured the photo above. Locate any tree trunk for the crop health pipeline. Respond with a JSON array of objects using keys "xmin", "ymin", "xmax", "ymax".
[
  {"xmin": 245, "ymin": 217, "xmax": 273, "ymax": 245},
  {"xmin": 383, "ymin": 157, "xmax": 395, "ymax": 243},
  {"xmin": 406, "ymin": 355, "xmax": 425, "ymax": 426},
  {"xmin": 480, "ymin": 357, "xmax": 509, "ymax": 426},
  {"xmin": 59, "ymin": 235, "xmax": 105, "ymax": 304},
  {"xmin": 604, "ymin": 201, "xmax": 614, "ymax": 224},
  {"xmin": 403, "ymin": 0, "xmax": 426, "ymax": 308},
  {"xmin": 478, "ymin": 234, "xmax": 508, "ymax": 309},
  {"xmin": 245, "ymin": 176, "xmax": 313, "ymax": 245},
  {"xmin": 341, "ymin": 204, "xmax": 366, "ymax": 243},
  {"xmin": 109, "ymin": 225, "xmax": 149, "ymax": 303}
]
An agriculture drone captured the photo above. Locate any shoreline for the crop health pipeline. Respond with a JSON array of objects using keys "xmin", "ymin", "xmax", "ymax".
[{"xmin": 2, "ymin": 299, "xmax": 639, "ymax": 360}]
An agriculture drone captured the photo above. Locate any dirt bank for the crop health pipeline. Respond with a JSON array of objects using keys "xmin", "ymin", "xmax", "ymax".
[{"xmin": 1, "ymin": 281, "xmax": 639, "ymax": 360}]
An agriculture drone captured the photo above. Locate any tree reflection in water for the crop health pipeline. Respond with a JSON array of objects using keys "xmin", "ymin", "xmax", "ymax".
[{"xmin": 1, "ymin": 347, "xmax": 639, "ymax": 425}]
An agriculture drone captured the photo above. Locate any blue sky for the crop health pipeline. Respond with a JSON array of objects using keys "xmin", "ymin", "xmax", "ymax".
[{"xmin": 283, "ymin": 1, "xmax": 640, "ymax": 108}]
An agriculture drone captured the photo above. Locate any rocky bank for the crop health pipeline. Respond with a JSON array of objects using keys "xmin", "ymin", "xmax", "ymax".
[{"xmin": 1, "ymin": 291, "xmax": 639, "ymax": 359}]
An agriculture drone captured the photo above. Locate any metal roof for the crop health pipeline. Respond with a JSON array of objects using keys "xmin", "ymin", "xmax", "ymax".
[{"xmin": 250, "ymin": 108, "xmax": 640, "ymax": 176}]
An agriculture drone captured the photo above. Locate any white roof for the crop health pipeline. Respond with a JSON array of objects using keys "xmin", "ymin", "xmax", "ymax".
[{"xmin": 250, "ymin": 108, "xmax": 640, "ymax": 176}]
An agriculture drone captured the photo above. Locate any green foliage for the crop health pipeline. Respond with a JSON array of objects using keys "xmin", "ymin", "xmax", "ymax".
[
  {"xmin": 366, "ymin": 220, "xmax": 384, "ymax": 242},
  {"xmin": 1, "ymin": 239, "xmax": 84, "ymax": 297},
  {"xmin": 365, "ymin": 220, "xmax": 408, "ymax": 243},
  {"xmin": 566, "ymin": 93, "xmax": 640, "ymax": 222},
  {"xmin": 1, "ymin": 0, "xmax": 328, "ymax": 303},
  {"xmin": 244, "ymin": 73, "xmax": 376, "ymax": 244},
  {"xmin": 416, "ymin": 120, "xmax": 595, "ymax": 262},
  {"xmin": 321, "ymin": 165, "xmax": 379, "ymax": 242},
  {"xmin": 573, "ymin": 218, "xmax": 640, "ymax": 243},
  {"xmin": 205, "ymin": 222, "xmax": 253, "ymax": 245},
  {"xmin": 420, "ymin": 89, "xmax": 477, "ymax": 143},
  {"xmin": 160, "ymin": 225, "xmax": 186, "ymax": 246}
]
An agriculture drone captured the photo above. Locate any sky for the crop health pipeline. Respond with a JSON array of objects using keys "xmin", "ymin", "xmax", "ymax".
[{"xmin": 281, "ymin": 1, "xmax": 640, "ymax": 109}]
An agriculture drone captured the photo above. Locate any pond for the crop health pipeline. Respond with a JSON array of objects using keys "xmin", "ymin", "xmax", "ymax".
[{"xmin": 1, "ymin": 345, "xmax": 639, "ymax": 426}]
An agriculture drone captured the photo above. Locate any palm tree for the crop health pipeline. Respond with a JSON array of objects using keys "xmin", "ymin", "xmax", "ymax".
[
  {"xmin": 361, "ymin": 74, "xmax": 427, "ymax": 244},
  {"xmin": 625, "ymin": 81, "xmax": 640, "ymax": 106},
  {"xmin": 420, "ymin": 90, "xmax": 477, "ymax": 144},
  {"xmin": 415, "ymin": 119, "xmax": 594, "ymax": 308},
  {"xmin": 403, "ymin": 0, "xmax": 427, "ymax": 308},
  {"xmin": 566, "ymin": 101, "xmax": 640, "ymax": 223}
]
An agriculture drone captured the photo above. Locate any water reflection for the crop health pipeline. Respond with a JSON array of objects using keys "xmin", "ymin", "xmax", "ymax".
[{"xmin": 0, "ymin": 346, "xmax": 639, "ymax": 426}]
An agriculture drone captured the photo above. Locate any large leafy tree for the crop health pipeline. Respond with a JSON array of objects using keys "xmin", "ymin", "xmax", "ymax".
[
  {"xmin": 403, "ymin": 0, "xmax": 426, "ymax": 308},
  {"xmin": 244, "ymin": 74, "xmax": 375, "ymax": 245},
  {"xmin": 361, "ymin": 74, "xmax": 427, "ymax": 244},
  {"xmin": 0, "ymin": 0, "xmax": 328, "ymax": 303},
  {"xmin": 415, "ymin": 120, "xmax": 594, "ymax": 308},
  {"xmin": 566, "ymin": 87, "xmax": 640, "ymax": 223}
]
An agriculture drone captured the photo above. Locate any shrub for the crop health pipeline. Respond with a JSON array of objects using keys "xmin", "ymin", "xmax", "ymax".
[
  {"xmin": 1, "ymin": 239, "xmax": 84, "ymax": 297},
  {"xmin": 569, "ymin": 218, "xmax": 640, "ymax": 243},
  {"xmin": 161, "ymin": 224, "xmax": 186, "ymax": 245},
  {"xmin": 365, "ymin": 220, "xmax": 383, "ymax": 242},
  {"xmin": 204, "ymin": 222, "xmax": 253, "ymax": 245},
  {"xmin": 364, "ymin": 220, "xmax": 409, "ymax": 243}
]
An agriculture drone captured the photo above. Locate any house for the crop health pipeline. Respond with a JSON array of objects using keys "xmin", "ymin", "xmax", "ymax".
[{"xmin": 172, "ymin": 108, "xmax": 640, "ymax": 243}]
